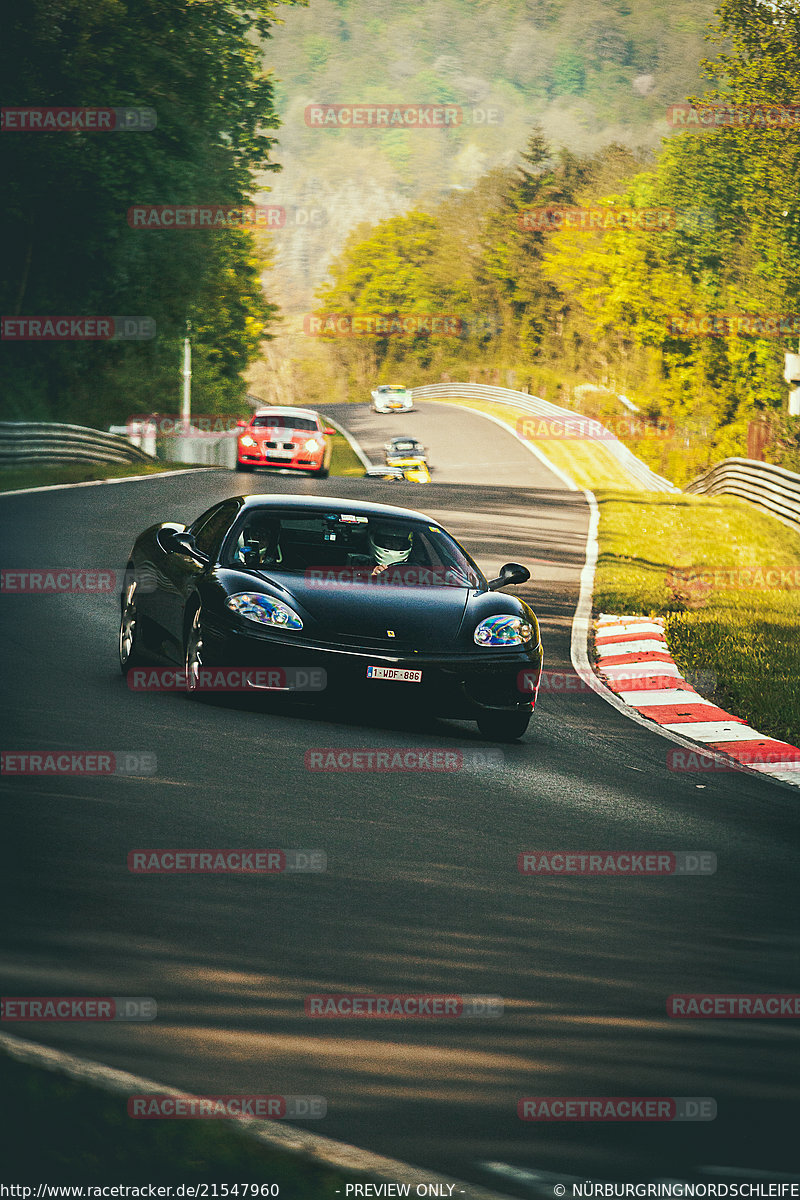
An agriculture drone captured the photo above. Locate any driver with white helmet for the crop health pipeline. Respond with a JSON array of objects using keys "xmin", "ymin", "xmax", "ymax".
[{"xmin": 368, "ymin": 523, "xmax": 413, "ymax": 575}]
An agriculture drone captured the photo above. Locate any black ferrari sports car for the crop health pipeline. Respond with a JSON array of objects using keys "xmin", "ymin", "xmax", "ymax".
[{"xmin": 119, "ymin": 494, "xmax": 543, "ymax": 739}]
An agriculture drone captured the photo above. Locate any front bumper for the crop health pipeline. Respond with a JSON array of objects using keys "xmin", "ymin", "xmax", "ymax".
[
  {"xmin": 202, "ymin": 618, "xmax": 542, "ymax": 718},
  {"xmin": 237, "ymin": 449, "xmax": 325, "ymax": 470}
]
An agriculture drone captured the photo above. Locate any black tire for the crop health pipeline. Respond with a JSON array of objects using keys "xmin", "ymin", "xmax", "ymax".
[
  {"xmin": 235, "ymin": 461, "xmax": 247, "ymax": 472},
  {"xmin": 476, "ymin": 708, "xmax": 531, "ymax": 742},
  {"xmin": 317, "ymin": 466, "xmax": 329, "ymax": 479},
  {"xmin": 119, "ymin": 569, "xmax": 145, "ymax": 674}
]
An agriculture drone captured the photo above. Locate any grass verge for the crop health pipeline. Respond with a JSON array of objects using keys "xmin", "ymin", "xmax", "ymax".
[
  {"xmin": 326, "ymin": 429, "xmax": 366, "ymax": 477},
  {"xmin": 0, "ymin": 460, "xmax": 208, "ymax": 494},
  {"xmin": 593, "ymin": 490, "xmax": 800, "ymax": 744},
  {"xmin": 0, "ymin": 1051, "xmax": 366, "ymax": 1192}
]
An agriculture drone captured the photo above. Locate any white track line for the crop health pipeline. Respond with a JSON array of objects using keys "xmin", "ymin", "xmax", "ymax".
[
  {"xmin": 0, "ymin": 466, "xmax": 213, "ymax": 498},
  {"xmin": 0, "ymin": 1032, "xmax": 512, "ymax": 1198}
]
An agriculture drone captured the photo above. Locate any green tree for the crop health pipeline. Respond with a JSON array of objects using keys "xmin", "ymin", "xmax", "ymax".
[{"xmin": 0, "ymin": 0, "xmax": 294, "ymax": 424}]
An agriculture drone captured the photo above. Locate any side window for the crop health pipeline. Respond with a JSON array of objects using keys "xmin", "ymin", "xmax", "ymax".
[{"xmin": 190, "ymin": 502, "xmax": 239, "ymax": 559}]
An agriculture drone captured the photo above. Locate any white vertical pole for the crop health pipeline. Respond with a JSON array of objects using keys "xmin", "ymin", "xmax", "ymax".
[{"xmin": 181, "ymin": 322, "xmax": 192, "ymax": 431}]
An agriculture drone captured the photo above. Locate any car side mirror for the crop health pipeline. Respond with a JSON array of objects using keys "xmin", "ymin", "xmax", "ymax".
[
  {"xmin": 171, "ymin": 530, "xmax": 210, "ymax": 563},
  {"xmin": 236, "ymin": 419, "xmax": 247, "ymax": 428},
  {"xmin": 487, "ymin": 562, "xmax": 530, "ymax": 590},
  {"xmin": 323, "ymin": 427, "xmax": 336, "ymax": 437}
]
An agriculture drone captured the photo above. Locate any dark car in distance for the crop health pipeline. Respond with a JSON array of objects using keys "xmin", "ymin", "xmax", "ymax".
[
  {"xmin": 384, "ymin": 436, "xmax": 428, "ymax": 465},
  {"xmin": 119, "ymin": 494, "xmax": 543, "ymax": 740}
]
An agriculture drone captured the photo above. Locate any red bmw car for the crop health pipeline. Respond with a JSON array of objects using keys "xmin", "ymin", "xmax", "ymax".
[{"xmin": 236, "ymin": 407, "xmax": 335, "ymax": 477}]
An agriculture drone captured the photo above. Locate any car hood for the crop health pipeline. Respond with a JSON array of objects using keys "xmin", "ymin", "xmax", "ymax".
[
  {"xmin": 253, "ymin": 571, "xmax": 472, "ymax": 651},
  {"xmin": 245, "ymin": 426, "xmax": 314, "ymax": 439}
]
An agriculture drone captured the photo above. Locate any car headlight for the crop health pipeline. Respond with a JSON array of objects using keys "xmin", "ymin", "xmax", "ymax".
[
  {"xmin": 239, "ymin": 434, "xmax": 256, "ymax": 448},
  {"xmin": 304, "ymin": 438, "xmax": 321, "ymax": 452},
  {"xmin": 474, "ymin": 614, "xmax": 534, "ymax": 647},
  {"xmin": 226, "ymin": 593, "xmax": 303, "ymax": 630}
]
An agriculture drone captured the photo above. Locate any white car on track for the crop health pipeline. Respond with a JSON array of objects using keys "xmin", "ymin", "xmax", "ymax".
[{"xmin": 371, "ymin": 385, "xmax": 414, "ymax": 414}]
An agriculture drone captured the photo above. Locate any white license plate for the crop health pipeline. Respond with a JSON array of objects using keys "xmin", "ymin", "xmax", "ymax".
[{"xmin": 367, "ymin": 666, "xmax": 422, "ymax": 683}]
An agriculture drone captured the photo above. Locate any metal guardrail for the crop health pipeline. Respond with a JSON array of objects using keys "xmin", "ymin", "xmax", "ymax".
[
  {"xmin": 112, "ymin": 420, "xmax": 237, "ymax": 467},
  {"xmin": 0, "ymin": 422, "xmax": 156, "ymax": 466},
  {"xmin": 162, "ymin": 429, "xmax": 236, "ymax": 468},
  {"xmin": 685, "ymin": 457, "xmax": 800, "ymax": 532},
  {"xmin": 134, "ymin": 413, "xmax": 365, "ymax": 472},
  {"xmin": 410, "ymin": 383, "xmax": 677, "ymax": 492}
]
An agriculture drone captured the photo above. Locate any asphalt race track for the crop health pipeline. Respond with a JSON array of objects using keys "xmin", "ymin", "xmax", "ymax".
[{"xmin": 2, "ymin": 401, "xmax": 799, "ymax": 1190}]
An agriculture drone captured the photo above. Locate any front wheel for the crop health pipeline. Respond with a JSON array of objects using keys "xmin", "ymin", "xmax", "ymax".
[
  {"xmin": 476, "ymin": 708, "xmax": 531, "ymax": 742},
  {"xmin": 235, "ymin": 461, "xmax": 247, "ymax": 472},
  {"xmin": 119, "ymin": 572, "xmax": 144, "ymax": 674},
  {"xmin": 316, "ymin": 466, "xmax": 329, "ymax": 479}
]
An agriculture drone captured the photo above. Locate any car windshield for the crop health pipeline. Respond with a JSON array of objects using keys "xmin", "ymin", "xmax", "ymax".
[
  {"xmin": 224, "ymin": 508, "xmax": 483, "ymax": 587},
  {"xmin": 250, "ymin": 414, "xmax": 318, "ymax": 431},
  {"xmin": 378, "ymin": 386, "xmax": 406, "ymax": 394}
]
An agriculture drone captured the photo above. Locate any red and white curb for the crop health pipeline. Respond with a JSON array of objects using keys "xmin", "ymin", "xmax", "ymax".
[{"xmin": 594, "ymin": 614, "xmax": 800, "ymax": 787}]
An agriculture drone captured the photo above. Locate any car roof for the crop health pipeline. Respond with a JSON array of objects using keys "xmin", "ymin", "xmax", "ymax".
[{"xmin": 238, "ymin": 493, "xmax": 434, "ymax": 523}]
